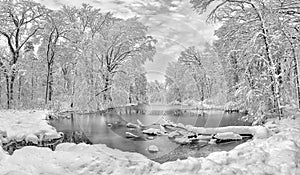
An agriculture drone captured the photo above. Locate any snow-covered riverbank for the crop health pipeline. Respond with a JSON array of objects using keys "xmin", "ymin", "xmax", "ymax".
[
  {"xmin": 0, "ymin": 111, "xmax": 63, "ymax": 153},
  {"xmin": 0, "ymin": 111, "xmax": 299, "ymax": 174},
  {"xmin": 0, "ymin": 111, "xmax": 62, "ymax": 142}
]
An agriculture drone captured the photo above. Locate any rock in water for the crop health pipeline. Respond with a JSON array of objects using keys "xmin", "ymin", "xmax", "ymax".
[
  {"xmin": 147, "ymin": 136, "xmax": 155, "ymax": 140},
  {"xmin": 148, "ymin": 145, "xmax": 159, "ymax": 152}
]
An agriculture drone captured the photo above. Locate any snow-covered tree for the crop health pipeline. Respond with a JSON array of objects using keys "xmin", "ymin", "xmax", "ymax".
[
  {"xmin": 190, "ymin": 0, "xmax": 300, "ymax": 118},
  {"xmin": 0, "ymin": 0, "xmax": 48, "ymax": 108}
]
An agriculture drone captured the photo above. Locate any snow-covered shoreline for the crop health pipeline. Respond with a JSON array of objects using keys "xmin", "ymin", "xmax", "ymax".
[
  {"xmin": 0, "ymin": 110, "xmax": 63, "ymax": 153},
  {"xmin": 0, "ymin": 110, "xmax": 62, "ymax": 141},
  {"xmin": 0, "ymin": 111, "xmax": 299, "ymax": 174}
]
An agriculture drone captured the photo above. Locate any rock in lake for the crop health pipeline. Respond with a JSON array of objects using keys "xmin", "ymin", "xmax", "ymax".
[
  {"xmin": 148, "ymin": 145, "xmax": 159, "ymax": 152},
  {"xmin": 147, "ymin": 136, "xmax": 155, "ymax": 140}
]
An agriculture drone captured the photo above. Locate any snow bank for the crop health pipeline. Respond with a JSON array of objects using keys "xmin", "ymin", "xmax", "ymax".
[
  {"xmin": 0, "ymin": 110, "xmax": 60, "ymax": 142},
  {"xmin": 0, "ymin": 143, "xmax": 159, "ymax": 175}
]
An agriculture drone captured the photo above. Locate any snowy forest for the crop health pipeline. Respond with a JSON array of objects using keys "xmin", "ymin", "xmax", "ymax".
[
  {"xmin": 0, "ymin": 0, "xmax": 299, "ymax": 120},
  {"xmin": 0, "ymin": 0, "xmax": 300, "ymax": 174}
]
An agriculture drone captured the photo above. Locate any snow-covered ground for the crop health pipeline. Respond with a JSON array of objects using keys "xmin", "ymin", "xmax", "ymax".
[
  {"xmin": 0, "ymin": 143, "xmax": 159, "ymax": 175},
  {"xmin": 0, "ymin": 111, "xmax": 299, "ymax": 175}
]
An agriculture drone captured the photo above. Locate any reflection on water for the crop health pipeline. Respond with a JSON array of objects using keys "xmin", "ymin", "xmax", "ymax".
[{"xmin": 49, "ymin": 105, "xmax": 251, "ymax": 162}]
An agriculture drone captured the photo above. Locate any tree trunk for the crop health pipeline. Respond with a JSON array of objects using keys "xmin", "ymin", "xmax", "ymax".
[
  {"xmin": 48, "ymin": 66, "xmax": 53, "ymax": 101},
  {"xmin": 103, "ymin": 76, "xmax": 112, "ymax": 103},
  {"xmin": 192, "ymin": 74, "xmax": 202, "ymax": 100},
  {"xmin": 31, "ymin": 61, "xmax": 34, "ymax": 101},
  {"xmin": 18, "ymin": 75, "xmax": 22, "ymax": 102},
  {"xmin": 9, "ymin": 75, "xmax": 15, "ymax": 109},
  {"xmin": 45, "ymin": 64, "xmax": 50, "ymax": 104},
  {"xmin": 293, "ymin": 46, "xmax": 300, "ymax": 109},
  {"xmin": 200, "ymin": 82, "xmax": 205, "ymax": 101},
  {"xmin": 129, "ymin": 85, "xmax": 133, "ymax": 103},
  {"xmin": 6, "ymin": 75, "xmax": 10, "ymax": 109}
]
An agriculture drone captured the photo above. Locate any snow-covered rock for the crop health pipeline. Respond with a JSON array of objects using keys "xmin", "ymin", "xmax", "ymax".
[
  {"xmin": 148, "ymin": 145, "xmax": 159, "ymax": 153},
  {"xmin": 196, "ymin": 135, "xmax": 212, "ymax": 141},
  {"xmin": 43, "ymin": 131, "xmax": 62, "ymax": 141},
  {"xmin": 214, "ymin": 132, "xmax": 242, "ymax": 140},
  {"xmin": 15, "ymin": 133, "xmax": 26, "ymax": 142},
  {"xmin": 25, "ymin": 134, "xmax": 38, "ymax": 144},
  {"xmin": 147, "ymin": 136, "xmax": 155, "ymax": 140}
]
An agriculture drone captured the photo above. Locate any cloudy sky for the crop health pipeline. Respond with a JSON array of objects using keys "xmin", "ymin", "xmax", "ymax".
[{"xmin": 35, "ymin": 0, "xmax": 218, "ymax": 82}]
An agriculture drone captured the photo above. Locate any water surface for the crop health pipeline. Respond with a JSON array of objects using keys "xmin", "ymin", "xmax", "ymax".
[{"xmin": 50, "ymin": 105, "xmax": 251, "ymax": 162}]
